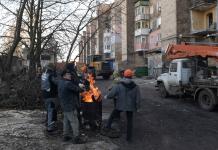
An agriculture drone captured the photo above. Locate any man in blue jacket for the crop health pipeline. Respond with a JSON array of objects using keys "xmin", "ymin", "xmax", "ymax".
[{"xmin": 58, "ymin": 69, "xmax": 85, "ymax": 143}]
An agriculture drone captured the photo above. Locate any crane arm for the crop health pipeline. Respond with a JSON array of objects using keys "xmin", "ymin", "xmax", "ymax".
[{"xmin": 165, "ymin": 44, "xmax": 218, "ymax": 60}]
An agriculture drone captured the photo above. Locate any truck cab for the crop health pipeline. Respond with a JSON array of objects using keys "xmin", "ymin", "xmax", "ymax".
[{"xmin": 157, "ymin": 59, "xmax": 192, "ymax": 97}]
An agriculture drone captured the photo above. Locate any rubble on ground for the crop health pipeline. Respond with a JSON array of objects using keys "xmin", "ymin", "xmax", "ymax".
[{"xmin": 0, "ymin": 110, "xmax": 119, "ymax": 150}]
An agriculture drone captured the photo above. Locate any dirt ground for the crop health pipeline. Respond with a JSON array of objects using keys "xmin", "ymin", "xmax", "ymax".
[
  {"xmin": 1, "ymin": 78, "xmax": 218, "ymax": 150},
  {"xmin": 99, "ymin": 78, "xmax": 218, "ymax": 150},
  {"xmin": 0, "ymin": 109, "xmax": 119, "ymax": 150}
]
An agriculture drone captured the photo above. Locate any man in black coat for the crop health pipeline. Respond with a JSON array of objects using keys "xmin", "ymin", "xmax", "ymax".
[{"xmin": 58, "ymin": 70, "xmax": 85, "ymax": 143}]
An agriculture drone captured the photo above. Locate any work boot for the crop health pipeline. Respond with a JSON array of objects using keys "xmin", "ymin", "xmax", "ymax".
[
  {"xmin": 62, "ymin": 136, "xmax": 72, "ymax": 142},
  {"xmin": 73, "ymin": 136, "xmax": 86, "ymax": 144},
  {"xmin": 100, "ymin": 127, "xmax": 110, "ymax": 136}
]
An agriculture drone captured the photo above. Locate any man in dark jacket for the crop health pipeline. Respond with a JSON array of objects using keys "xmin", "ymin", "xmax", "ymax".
[
  {"xmin": 41, "ymin": 64, "xmax": 58, "ymax": 132},
  {"xmin": 105, "ymin": 69, "xmax": 141, "ymax": 142},
  {"xmin": 58, "ymin": 70, "xmax": 85, "ymax": 143}
]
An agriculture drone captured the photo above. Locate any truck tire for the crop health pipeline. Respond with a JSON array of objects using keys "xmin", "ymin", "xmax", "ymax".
[
  {"xmin": 159, "ymin": 83, "xmax": 168, "ymax": 98},
  {"xmin": 103, "ymin": 75, "xmax": 110, "ymax": 80},
  {"xmin": 198, "ymin": 89, "xmax": 217, "ymax": 111}
]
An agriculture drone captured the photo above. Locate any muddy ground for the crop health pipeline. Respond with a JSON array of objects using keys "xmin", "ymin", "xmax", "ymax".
[
  {"xmin": 0, "ymin": 109, "xmax": 118, "ymax": 150},
  {"xmin": 1, "ymin": 78, "xmax": 218, "ymax": 150},
  {"xmin": 99, "ymin": 78, "xmax": 218, "ymax": 150}
]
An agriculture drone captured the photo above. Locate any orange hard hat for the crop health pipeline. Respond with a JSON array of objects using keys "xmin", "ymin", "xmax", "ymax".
[{"xmin": 124, "ymin": 69, "xmax": 133, "ymax": 78}]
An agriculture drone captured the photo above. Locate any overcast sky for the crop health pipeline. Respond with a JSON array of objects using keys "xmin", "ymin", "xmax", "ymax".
[{"xmin": 0, "ymin": 0, "xmax": 115, "ymax": 62}]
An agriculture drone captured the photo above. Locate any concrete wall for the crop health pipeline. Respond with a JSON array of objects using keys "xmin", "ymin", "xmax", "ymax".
[
  {"xmin": 161, "ymin": 0, "xmax": 177, "ymax": 51},
  {"xmin": 120, "ymin": 0, "xmax": 135, "ymax": 66},
  {"xmin": 147, "ymin": 53, "xmax": 163, "ymax": 78},
  {"xmin": 176, "ymin": 0, "xmax": 191, "ymax": 35},
  {"xmin": 149, "ymin": 29, "xmax": 161, "ymax": 50}
]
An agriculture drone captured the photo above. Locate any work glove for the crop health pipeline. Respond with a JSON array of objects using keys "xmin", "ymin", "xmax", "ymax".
[{"xmin": 79, "ymin": 83, "xmax": 85, "ymax": 88}]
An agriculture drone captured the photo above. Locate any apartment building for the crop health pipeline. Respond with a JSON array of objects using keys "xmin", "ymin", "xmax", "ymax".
[
  {"xmin": 190, "ymin": 0, "xmax": 217, "ymax": 42},
  {"xmin": 96, "ymin": 4, "xmax": 111, "ymax": 56},
  {"xmin": 110, "ymin": 3, "xmax": 122, "ymax": 71},
  {"xmin": 134, "ymin": 0, "xmax": 150, "ymax": 67},
  {"xmin": 78, "ymin": 3, "xmax": 110, "ymax": 64},
  {"xmin": 147, "ymin": 0, "xmax": 162, "ymax": 78}
]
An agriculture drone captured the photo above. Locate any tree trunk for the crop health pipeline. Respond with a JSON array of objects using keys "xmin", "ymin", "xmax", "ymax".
[{"xmin": 6, "ymin": 0, "xmax": 28, "ymax": 72}]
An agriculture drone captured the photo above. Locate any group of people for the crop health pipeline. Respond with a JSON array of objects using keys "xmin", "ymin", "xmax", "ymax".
[
  {"xmin": 40, "ymin": 63, "xmax": 141, "ymax": 144},
  {"xmin": 41, "ymin": 63, "xmax": 85, "ymax": 144}
]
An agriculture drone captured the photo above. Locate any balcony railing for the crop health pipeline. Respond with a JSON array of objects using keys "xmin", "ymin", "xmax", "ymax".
[
  {"xmin": 135, "ymin": 14, "xmax": 150, "ymax": 21},
  {"xmin": 135, "ymin": 28, "xmax": 150, "ymax": 36},
  {"xmin": 191, "ymin": 0, "xmax": 217, "ymax": 11},
  {"xmin": 135, "ymin": 0, "xmax": 149, "ymax": 7},
  {"xmin": 134, "ymin": 43, "xmax": 149, "ymax": 52},
  {"xmin": 191, "ymin": 22, "xmax": 217, "ymax": 35}
]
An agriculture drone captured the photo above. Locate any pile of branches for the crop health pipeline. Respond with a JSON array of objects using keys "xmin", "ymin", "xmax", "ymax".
[{"xmin": 0, "ymin": 74, "xmax": 44, "ymax": 110}]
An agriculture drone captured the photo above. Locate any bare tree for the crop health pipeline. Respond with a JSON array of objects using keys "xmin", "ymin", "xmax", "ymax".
[
  {"xmin": 0, "ymin": 0, "xmax": 28, "ymax": 74},
  {"xmin": 0, "ymin": 0, "xmax": 125, "ymax": 79}
]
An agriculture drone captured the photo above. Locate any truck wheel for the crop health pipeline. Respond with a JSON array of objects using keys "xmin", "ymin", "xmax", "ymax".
[
  {"xmin": 103, "ymin": 75, "xmax": 110, "ymax": 80},
  {"xmin": 198, "ymin": 89, "xmax": 216, "ymax": 111},
  {"xmin": 159, "ymin": 83, "xmax": 168, "ymax": 98}
]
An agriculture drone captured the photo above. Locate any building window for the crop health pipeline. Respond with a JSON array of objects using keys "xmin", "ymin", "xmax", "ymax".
[
  {"xmin": 157, "ymin": 17, "xmax": 161, "ymax": 28},
  {"xmin": 207, "ymin": 13, "xmax": 213, "ymax": 28},
  {"xmin": 136, "ymin": 22, "xmax": 141, "ymax": 29},
  {"xmin": 142, "ymin": 37, "xmax": 145, "ymax": 42},
  {"xmin": 141, "ymin": 6, "xmax": 144, "ymax": 14},
  {"xmin": 142, "ymin": 21, "xmax": 149, "ymax": 28},
  {"xmin": 106, "ymin": 45, "xmax": 110, "ymax": 50},
  {"xmin": 150, "ymin": 5, "xmax": 153, "ymax": 14}
]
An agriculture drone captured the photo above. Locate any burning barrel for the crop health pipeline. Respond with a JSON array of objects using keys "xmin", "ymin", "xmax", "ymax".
[{"xmin": 80, "ymin": 74, "xmax": 102, "ymax": 129}]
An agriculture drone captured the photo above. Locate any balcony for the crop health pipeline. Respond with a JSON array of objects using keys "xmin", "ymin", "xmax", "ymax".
[
  {"xmin": 135, "ymin": 28, "xmax": 150, "ymax": 36},
  {"xmin": 191, "ymin": 0, "xmax": 217, "ymax": 11},
  {"xmin": 104, "ymin": 49, "xmax": 111, "ymax": 53},
  {"xmin": 135, "ymin": 0, "xmax": 149, "ymax": 7},
  {"xmin": 135, "ymin": 14, "xmax": 150, "ymax": 21},
  {"xmin": 134, "ymin": 43, "xmax": 149, "ymax": 52},
  {"xmin": 191, "ymin": 23, "xmax": 217, "ymax": 35}
]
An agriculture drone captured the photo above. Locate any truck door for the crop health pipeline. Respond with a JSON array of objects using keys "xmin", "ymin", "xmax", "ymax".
[{"xmin": 168, "ymin": 62, "xmax": 179, "ymax": 86}]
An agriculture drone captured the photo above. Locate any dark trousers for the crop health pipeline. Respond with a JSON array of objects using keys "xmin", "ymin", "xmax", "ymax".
[{"xmin": 106, "ymin": 109, "xmax": 133, "ymax": 141}]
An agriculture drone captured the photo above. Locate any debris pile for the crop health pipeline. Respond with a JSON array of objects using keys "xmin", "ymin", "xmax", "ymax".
[{"xmin": 0, "ymin": 75, "xmax": 43, "ymax": 109}]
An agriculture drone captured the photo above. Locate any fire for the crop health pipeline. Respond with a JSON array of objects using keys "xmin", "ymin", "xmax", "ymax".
[{"xmin": 81, "ymin": 74, "xmax": 102, "ymax": 103}]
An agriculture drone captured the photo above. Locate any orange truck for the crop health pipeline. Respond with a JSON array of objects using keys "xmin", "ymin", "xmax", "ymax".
[{"xmin": 157, "ymin": 43, "xmax": 218, "ymax": 111}]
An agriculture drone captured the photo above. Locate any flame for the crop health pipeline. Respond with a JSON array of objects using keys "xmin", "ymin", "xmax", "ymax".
[{"xmin": 81, "ymin": 74, "xmax": 102, "ymax": 103}]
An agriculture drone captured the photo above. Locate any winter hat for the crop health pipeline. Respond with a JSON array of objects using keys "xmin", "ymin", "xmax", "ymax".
[{"xmin": 124, "ymin": 69, "xmax": 133, "ymax": 78}]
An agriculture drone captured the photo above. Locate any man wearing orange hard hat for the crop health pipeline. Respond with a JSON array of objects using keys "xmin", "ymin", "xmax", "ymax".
[{"xmin": 104, "ymin": 69, "xmax": 141, "ymax": 142}]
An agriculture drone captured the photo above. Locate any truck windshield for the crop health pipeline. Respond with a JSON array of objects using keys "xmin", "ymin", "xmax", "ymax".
[{"xmin": 182, "ymin": 61, "xmax": 192, "ymax": 68}]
